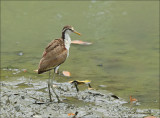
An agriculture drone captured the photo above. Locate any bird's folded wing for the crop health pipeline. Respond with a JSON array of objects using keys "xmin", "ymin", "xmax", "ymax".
[{"xmin": 38, "ymin": 39, "xmax": 67, "ymax": 74}]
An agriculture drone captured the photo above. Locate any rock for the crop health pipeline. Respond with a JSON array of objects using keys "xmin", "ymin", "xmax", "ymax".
[
  {"xmin": 14, "ymin": 105, "xmax": 20, "ymax": 112},
  {"xmin": 0, "ymin": 78, "xmax": 159, "ymax": 117}
]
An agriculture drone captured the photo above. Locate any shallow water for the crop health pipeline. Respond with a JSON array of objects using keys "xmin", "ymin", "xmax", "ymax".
[{"xmin": 1, "ymin": 1, "xmax": 159, "ymax": 109}]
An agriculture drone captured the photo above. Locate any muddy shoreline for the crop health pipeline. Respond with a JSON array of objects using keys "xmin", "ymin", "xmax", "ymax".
[{"xmin": 0, "ymin": 77, "xmax": 159, "ymax": 117}]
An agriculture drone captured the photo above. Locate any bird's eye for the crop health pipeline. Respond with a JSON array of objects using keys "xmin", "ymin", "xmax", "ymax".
[{"xmin": 69, "ymin": 29, "xmax": 73, "ymax": 32}]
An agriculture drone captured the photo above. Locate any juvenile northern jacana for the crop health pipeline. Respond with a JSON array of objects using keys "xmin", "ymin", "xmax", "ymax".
[{"xmin": 38, "ymin": 25, "xmax": 81, "ymax": 102}]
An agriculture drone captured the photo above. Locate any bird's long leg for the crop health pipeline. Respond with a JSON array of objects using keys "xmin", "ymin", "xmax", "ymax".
[
  {"xmin": 50, "ymin": 71, "xmax": 61, "ymax": 103},
  {"xmin": 48, "ymin": 71, "xmax": 52, "ymax": 102}
]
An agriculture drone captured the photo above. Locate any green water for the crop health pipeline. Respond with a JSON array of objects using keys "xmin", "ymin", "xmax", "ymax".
[{"xmin": 1, "ymin": 1, "xmax": 159, "ymax": 109}]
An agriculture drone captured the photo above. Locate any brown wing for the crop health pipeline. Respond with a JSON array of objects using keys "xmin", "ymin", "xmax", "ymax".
[{"xmin": 38, "ymin": 38, "xmax": 67, "ymax": 74}]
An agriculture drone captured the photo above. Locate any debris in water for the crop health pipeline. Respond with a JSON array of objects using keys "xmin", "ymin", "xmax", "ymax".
[
  {"xmin": 130, "ymin": 96, "xmax": 138, "ymax": 103},
  {"xmin": 22, "ymin": 69, "xmax": 27, "ymax": 72},
  {"xmin": 71, "ymin": 40, "xmax": 92, "ymax": 45},
  {"xmin": 18, "ymin": 52, "xmax": 23, "ymax": 56},
  {"xmin": 97, "ymin": 64, "xmax": 103, "ymax": 67},
  {"xmin": 62, "ymin": 71, "xmax": 71, "ymax": 77}
]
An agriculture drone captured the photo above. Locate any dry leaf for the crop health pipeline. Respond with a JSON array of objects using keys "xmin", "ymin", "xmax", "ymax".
[
  {"xmin": 23, "ymin": 69, "xmax": 27, "ymax": 72},
  {"xmin": 130, "ymin": 96, "xmax": 138, "ymax": 102},
  {"xmin": 71, "ymin": 40, "xmax": 92, "ymax": 45},
  {"xmin": 68, "ymin": 113, "xmax": 71, "ymax": 116},
  {"xmin": 62, "ymin": 71, "xmax": 71, "ymax": 77},
  {"xmin": 68, "ymin": 113, "xmax": 75, "ymax": 116},
  {"xmin": 88, "ymin": 88, "xmax": 94, "ymax": 90}
]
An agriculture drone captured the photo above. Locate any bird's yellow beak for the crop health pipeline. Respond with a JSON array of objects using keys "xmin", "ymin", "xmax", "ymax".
[{"xmin": 73, "ymin": 30, "xmax": 81, "ymax": 35}]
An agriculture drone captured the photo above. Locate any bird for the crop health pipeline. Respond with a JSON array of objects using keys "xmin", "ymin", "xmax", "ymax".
[{"xmin": 37, "ymin": 25, "xmax": 81, "ymax": 102}]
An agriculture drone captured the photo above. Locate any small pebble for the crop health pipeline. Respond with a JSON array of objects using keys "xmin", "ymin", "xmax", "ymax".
[
  {"xmin": 21, "ymin": 96, "xmax": 25, "ymax": 99},
  {"xmin": 18, "ymin": 52, "xmax": 23, "ymax": 56},
  {"xmin": 97, "ymin": 64, "xmax": 103, "ymax": 67},
  {"xmin": 14, "ymin": 105, "xmax": 20, "ymax": 112}
]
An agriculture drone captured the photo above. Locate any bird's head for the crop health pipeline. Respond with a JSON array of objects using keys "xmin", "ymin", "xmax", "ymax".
[{"xmin": 62, "ymin": 25, "xmax": 81, "ymax": 36}]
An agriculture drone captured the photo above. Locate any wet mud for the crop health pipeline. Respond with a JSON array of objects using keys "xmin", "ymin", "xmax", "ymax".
[{"xmin": 0, "ymin": 77, "xmax": 159, "ymax": 117}]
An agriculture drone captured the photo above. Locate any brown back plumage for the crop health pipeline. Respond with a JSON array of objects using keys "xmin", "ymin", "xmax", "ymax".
[{"xmin": 38, "ymin": 38, "xmax": 67, "ymax": 74}]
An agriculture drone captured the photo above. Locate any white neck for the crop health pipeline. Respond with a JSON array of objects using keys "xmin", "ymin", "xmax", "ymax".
[{"xmin": 64, "ymin": 33, "xmax": 71, "ymax": 51}]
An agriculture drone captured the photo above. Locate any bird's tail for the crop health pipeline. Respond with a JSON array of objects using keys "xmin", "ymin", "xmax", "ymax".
[{"xmin": 37, "ymin": 68, "xmax": 53, "ymax": 74}]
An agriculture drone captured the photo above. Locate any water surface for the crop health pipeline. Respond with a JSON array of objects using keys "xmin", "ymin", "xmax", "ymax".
[{"xmin": 1, "ymin": 1, "xmax": 159, "ymax": 109}]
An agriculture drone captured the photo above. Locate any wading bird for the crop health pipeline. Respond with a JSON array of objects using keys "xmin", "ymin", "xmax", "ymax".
[{"xmin": 37, "ymin": 25, "xmax": 81, "ymax": 102}]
